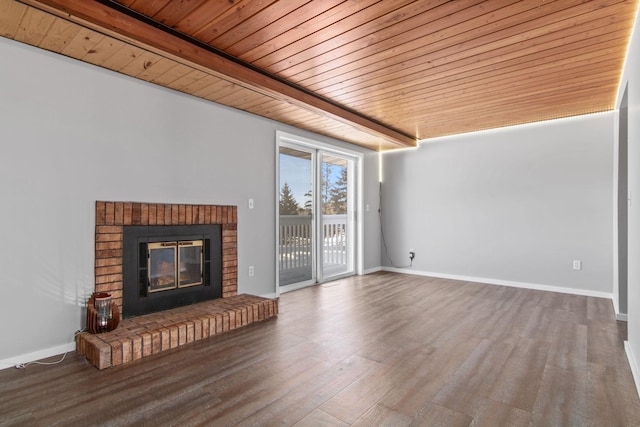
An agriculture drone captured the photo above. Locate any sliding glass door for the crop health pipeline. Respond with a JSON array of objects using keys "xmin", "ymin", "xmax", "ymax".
[
  {"xmin": 277, "ymin": 134, "xmax": 358, "ymax": 291},
  {"xmin": 320, "ymin": 153, "xmax": 353, "ymax": 280},
  {"xmin": 278, "ymin": 146, "xmax": 315, "ymax": 287}
]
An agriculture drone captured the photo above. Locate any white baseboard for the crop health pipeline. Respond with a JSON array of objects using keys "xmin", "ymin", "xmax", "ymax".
[
  {"xmin": 613, "ymin": 296, "xmax": 621, "ymax": 317},
  {"xmin": 611, "ymin": 298, "xmax": 629, "ymax": 321},
  {"xmin": 625, "ymin": 341, "xmax": 640, "ymax": 399},
  {"xmin": 381, "ymin": 267, "xmax": 614, "ymax": 300},
  {"xmin": 362, "ymin": 266, "xmax": 383, "ymax": 275},
  {"xmin": 259, "ymin": 292, "xmax": 279, "ymax": 299},
  {"xmin": 0, "ymin": 342, "xmax": 76, "ymax": 371}
]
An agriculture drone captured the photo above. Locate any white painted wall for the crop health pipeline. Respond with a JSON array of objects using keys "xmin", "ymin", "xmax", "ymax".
[
  {"xmin": 380, "ymin": 114, "xmax": 614, "ymax": 295},
  {"xmin": 617, "ymin": 7, "xmax": 640, "ymax": 391},
  {"xmin": 362, "ymin": 150, "xmax": 382, "ymax": 273},
  {"xmin": 0, "ymin": 37, "xmax": 380, "ymax": 366}
]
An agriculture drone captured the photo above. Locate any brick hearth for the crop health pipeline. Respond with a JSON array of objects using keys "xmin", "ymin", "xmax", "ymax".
[
  {"xmin": 76, "ymin": 294, "xmax": 278, "ymax": 369},
  {"xmin": 76, "ymin": 201, "xmax": 278, "ymax": 369}
]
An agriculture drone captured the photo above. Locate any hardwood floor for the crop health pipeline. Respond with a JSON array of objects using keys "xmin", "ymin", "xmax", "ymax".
[{"xmin": 1, "ymin": 271, "xmax": 639, "ymax": 426}]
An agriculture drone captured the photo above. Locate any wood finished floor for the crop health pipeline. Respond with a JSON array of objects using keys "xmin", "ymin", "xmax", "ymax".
[{"xmin": 1, "ymin": 271, "xmax": 639, "ymax": 426}]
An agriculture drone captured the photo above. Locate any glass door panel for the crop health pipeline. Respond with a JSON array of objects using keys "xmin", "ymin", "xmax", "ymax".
[
  {"xmin": 148, "ymin": 242, "xmax": 177, "ymax": 292},
  {"xmin": 177, "ymin": 240, "xmax": 203, "ymax": 288},
  {"xmin": 320, "ymin": 153, "xmax": 352, "ymax": 280},
  {"xmin": 278, "ymin": 146, "xmax": 314, "ymax": 287}
]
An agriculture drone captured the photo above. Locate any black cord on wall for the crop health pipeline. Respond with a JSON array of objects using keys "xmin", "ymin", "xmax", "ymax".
[{"xmin": 379, "ymin": 182, "xmax": 412, "ymax": 269}]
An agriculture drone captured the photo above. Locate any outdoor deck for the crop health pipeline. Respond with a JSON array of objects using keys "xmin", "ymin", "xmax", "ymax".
[{"xmin": 279, "ymin": 214, "xmax": 349, "ymax": 285}]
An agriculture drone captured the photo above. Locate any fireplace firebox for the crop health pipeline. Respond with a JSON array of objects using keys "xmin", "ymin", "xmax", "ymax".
[
  {"xmin": 122, "ymin": 225, "xmax": 222, "ymax": 318},
  {"xmin": 148, "ymin": 240, "xmax": 203, "ymax": 292}
]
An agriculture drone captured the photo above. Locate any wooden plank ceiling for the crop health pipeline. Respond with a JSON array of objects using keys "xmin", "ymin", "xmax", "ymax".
[{"xmin": 2, "ymin": 0, "xmax": 638, "ymax": 151}]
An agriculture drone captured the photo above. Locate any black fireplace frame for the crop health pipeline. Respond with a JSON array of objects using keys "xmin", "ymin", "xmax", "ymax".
[{"xmin": 122, "ymin": 225, "xmax": 222, "ymax": 318}]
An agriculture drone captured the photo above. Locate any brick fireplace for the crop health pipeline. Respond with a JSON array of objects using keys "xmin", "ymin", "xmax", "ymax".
[
  {"xmin": 76, "ymin": 201, "xmax": 278, "ymax": 369},
  {"xmin": 94, "ymin": 201, "xmax": 239, "ymax": 311}
]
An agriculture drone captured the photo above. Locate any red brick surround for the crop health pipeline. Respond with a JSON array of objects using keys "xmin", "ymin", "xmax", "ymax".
[
  {"xmin": 94, "ymin": 201, "xmax": 238, "ymax": 313},
  {"xmin": 77, "ymin": 201, "xmax": 279, "ymax": 370}
]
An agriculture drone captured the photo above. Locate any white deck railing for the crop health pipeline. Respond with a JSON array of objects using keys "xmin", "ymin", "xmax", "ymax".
[
  {"xmin": 279, "ymin": 215, "xmax": 313, "ymax": 272},
  {"xmin": 321, "ymin": 214, "xmax": 348, "ymax": 266},
  {"xmin": 279, "ymin": 214, "xmax": 348, "ymax": 283}
]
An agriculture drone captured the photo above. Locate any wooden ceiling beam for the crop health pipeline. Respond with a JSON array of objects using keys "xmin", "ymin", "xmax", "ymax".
[{"xmin": 18, "ymin": 0, "xmax": 417, "ymax": 149}]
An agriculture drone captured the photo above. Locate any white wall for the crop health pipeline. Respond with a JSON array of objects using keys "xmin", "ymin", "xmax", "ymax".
[
  {"xmin": 617, "ymin": 6, "xmax": 640, "ymax": 391},
  {"xmin": 380, "ymin": 114, "xmax": 614, "ymax": 295},
  {"xmin": 0, "ymin": 37, "xmax": 380, "ymax": 365},
  {"xmin": 362, "ymin": 150, "xmax": 382, "ymax": 272}
]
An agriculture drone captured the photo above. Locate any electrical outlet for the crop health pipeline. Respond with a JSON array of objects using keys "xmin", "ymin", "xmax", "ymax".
[
  {"xmin": 572, "ymin": 260, "xmax": 582, "ymax": 270},
  {"xmin": 409, "ymin": 250, "xmax": 415, "ymax": 261},
  {"xmin": 248, "ymin": 266, "xmax": 254, "ymax": 276}
]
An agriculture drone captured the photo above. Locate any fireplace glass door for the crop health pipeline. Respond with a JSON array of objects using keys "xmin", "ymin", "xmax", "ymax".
[
  {"xmin": 178, "ymin": 241, "xmax": 204, "ymax": 287},
  {"xmin": 148, "ymin": 240, "xmax": 203, "ymax": 293},
  {"xmin": 148, "ymin": 242, "xmax": 177, "ymax": 292}
]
